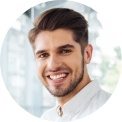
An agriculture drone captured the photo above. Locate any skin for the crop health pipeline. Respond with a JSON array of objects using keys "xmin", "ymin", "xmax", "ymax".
[{"xmin": 34, "ymin": 29, "xmax": 93, "ymax": 107}]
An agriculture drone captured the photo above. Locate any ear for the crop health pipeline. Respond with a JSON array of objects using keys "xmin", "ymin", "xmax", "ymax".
[{"xmin": 84, "ymin": 44, "xmax": 93, "ymax": 64}]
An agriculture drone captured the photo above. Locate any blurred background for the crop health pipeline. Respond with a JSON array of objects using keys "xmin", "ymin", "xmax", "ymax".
[{"xmin": 0, "ymin": 0, "xmax": 122, "ymax": 118}]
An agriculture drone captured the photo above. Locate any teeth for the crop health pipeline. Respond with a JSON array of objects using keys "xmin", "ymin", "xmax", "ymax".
[{"xmin": 50, "ymin": 74, "xmax": 67, "ymax": 80}]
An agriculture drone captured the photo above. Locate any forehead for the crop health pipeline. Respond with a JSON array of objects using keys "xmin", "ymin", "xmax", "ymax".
[{"xmin": 34, "ymin": 29, "xmax": 79, "ymax": 53}]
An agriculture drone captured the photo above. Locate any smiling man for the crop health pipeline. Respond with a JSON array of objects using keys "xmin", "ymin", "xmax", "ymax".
[{"xmin": 28, "ymin": 8, "xmax": 111, "ymax": 121}]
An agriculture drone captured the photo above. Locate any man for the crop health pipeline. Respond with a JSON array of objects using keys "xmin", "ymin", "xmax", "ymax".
[{"xmin": 28, "ymin": 8, "xmax": 110, "ymax": 121}]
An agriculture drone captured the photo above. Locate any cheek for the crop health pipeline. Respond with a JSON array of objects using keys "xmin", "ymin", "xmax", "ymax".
[
  {"xmin": 36, "ymin": 60, "xmax": 45, "ymax": 79},
  {"xmin": 68, "ymin": 55, "xmax": 83, "ymax": 75},
  {"xmin": 72, "ymin": 62, "xmax": 82, "ymax": 75},
  {"xmin": 66, "ymin": 54, "xmax": 82, "ymax": 69}
]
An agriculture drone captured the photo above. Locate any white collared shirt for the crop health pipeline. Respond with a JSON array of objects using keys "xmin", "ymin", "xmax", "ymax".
[{"xmin": 41, "ymin": 80, "xmax": 111, "ymax": 122}]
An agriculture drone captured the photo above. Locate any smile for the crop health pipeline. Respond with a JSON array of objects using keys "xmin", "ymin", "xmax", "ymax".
[
  {"xmin": 47, "ymin": 73, "xmax": 69, "ymax": 81},
  {"xmin": 49, "ymin": 73, "xmax": 67, "ymax": 80}
]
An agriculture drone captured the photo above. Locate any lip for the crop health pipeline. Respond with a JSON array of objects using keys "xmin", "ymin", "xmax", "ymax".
[
  {"xmin": 45, "ymin": 71, "xmax": 69, "ymax": 77},
  {"xmin": 46, "ymin": 72, "xmax": 69, "ymax": 85}
]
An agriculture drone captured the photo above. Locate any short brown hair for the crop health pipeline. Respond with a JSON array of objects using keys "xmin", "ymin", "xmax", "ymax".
[{"xmin": 28, "ymin": 8, "xmax": 88, "ymax": 52}]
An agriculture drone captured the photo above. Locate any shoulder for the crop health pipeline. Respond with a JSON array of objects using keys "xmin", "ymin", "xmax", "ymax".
[
  {"xmin": 41, "ymin": 106, "xmax": 58, "ymax": 120},
  {"xmin": 97, "ymin": 89, "xmax": 111, "ymax": 102},
  {"xmin": 90, "ymin": 88, "xmax": 111, "ymax": 107},
  {"xmin": 90, "ymin": 80, "xmax": 111, "ymax": 103}
]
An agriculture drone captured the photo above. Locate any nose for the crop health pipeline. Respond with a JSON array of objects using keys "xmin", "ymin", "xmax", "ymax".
[{"xmin": 47, "ymin": 54, "xmax": 62, "ymax": 71}]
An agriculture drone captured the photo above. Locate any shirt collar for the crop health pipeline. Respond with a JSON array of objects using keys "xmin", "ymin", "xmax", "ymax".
[{"xmin": 57, "ymin": 80, "xmax": 101, "ymax": 117}]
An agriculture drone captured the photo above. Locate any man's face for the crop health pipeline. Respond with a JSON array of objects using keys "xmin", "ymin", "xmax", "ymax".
[{"xmin": 34, "ymin": 29, "xmax": 85, "ymax": 97}]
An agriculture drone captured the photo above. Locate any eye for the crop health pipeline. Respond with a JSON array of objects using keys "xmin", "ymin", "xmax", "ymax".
[
  {"xmin": 60, "ymin": 49, "xmax": 72, "ymax": 54},
  {"xmin": 38, "ymin": 53, "xmax": 49, "ymax": 58}
]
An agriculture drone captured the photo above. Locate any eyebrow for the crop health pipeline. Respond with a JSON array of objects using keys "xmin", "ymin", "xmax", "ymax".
[
  {"xmin": 58, "ymin": 44, "xmax": 75, "ymax": 50},
  {"xmin": 35, "ymin": 50, "xmax": 46, "ymax": 56},
  {"xmin": 35, "ymin": 44, "xmax": 75, "ymax": 55}
]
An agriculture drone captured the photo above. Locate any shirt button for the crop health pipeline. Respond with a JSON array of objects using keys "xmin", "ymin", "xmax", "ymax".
[{"xmin": 56, "ymin": 106, "xmax": 63, "ymax": 116}]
